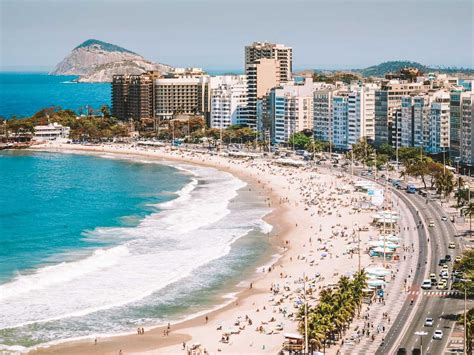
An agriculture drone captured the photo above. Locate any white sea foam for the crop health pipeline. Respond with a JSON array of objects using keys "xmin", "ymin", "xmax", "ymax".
[{"xmin": 0, "ymin": 163, "xmax": 268, "ymax": 333}]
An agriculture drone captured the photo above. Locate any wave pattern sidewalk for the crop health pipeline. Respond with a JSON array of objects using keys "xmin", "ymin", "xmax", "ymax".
[{"xmin": 339, "ymin": 193, "xmax": 420, "ymax": 354}]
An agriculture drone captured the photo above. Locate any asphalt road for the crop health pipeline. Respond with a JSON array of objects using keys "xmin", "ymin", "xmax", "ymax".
[
  {"xmin": 395, "ymin": 193, "xmax": 462, "ymax": 355},
  {"xmin": 326, "ymin": 165, "xmax": 465, "ymax": 355}
]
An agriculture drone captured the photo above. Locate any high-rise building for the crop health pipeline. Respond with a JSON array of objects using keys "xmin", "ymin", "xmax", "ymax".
[
  {"xmin": 460, "ymin": 92, "xmax": 474, "ymax": 166},
  {"xmin": 313, "ymin": 88, "xmax": 334, "ymax": 143},
  {"xmin": 347, "ymin": 84, "xmax": 376, "ymax": 146},
  {"xmin": 112, "ymin": 75, "xmax": 131, "ymax": 120},
  {"xmin": 245, "ymin": 42, "xmax": 292, "ymax": 82},
  {"xmin": 245, "ymin": 58, "xmax": 281, "ymax": 129},
  {"xmin": 111, "ymin": 72, "xmax": 158, "ymax": 121},
  {"xmin": 332, "ymin": 93, "xmax": 349, "ymax": 149},
  {"xmin": 209, "ymin": 75, "xmax": 248, "ymax": 129},
  {"xmin": 395, "ymin": 94, "xmax": 431, "ymax": 148},
  {"xmin": 427, "ymin": 91, "xmax": 451, "ymax": 154},
  {"xmin": 374, "ymin": 80, "xmax": 423, "ymax": 147},
  {"xmin": 127, "ymin": 74, "xmax": 155, "ymax": 120},
  {"xmin": 449, "ymin": 89, "xmax": 463, "ymax": 159},
  {"xmin": 245, "ymin": 42, "xmax": 292, "ymax": 129},
  {"xmin": 154, "ymin": 76, "xmax": 210, "ymax": 121},
  {"xmin": 266, "ymin": 79, "xmax": 314, "ymax": 145}
]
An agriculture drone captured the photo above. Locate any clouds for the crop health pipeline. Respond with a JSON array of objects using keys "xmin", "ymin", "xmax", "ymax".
[{"xmin": 1, "ymin": 0, "xmax": 472, "ymax": 70}]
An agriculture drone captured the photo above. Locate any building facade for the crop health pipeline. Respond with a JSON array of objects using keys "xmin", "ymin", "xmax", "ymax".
[
  {"xmin": 267, "ymin": 79, "xmax": 314, "ymax": 145},
  {"xmin": 34, "ymin": 123, "xmax": 70, "ymax": 141},
  {"xmin": 460, "ymin": 93, "xmax": 474, "ymax": 165},
  {"xmin": 209, "ymin": 75, "xmax": 248, "ymax": 129},
  {"xmin": 332, "ymin": 93, "xmax": 349, "ymax": 149},
  {"xmin": 313, "ymin": 88, "xmax": 334, "ymax": 143},
  {"xmin": 154, "ymin": 76, "xmax": 210, "ymax": 121},
  {"xmin": 245, "ymin": 42, "xmax": 292, "ymax": 129},
  {"xmin": 426, "ymin": 91, "xmax": 451, "ymax": 154}
]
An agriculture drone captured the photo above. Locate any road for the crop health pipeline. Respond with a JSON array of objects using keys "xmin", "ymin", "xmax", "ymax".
[
  {"xmin": 393, "ymin": 192, "xmax": 462, "ymax": 355},
  {"xmin": 323, "ymin": 164, "xmax": 465, "ymax": 354}
]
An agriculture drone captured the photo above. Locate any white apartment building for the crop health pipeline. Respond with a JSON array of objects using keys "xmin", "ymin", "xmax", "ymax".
[
  {"xmin": 347, "ymin": 84, "xmax": 376, "ymax": 146},
  {"xmin": 34, "ymin": 123, "xmax": 70, "ymax": 141},
  {"xmin": 268, "ymin": 78, "xmax": 314, "ymax": 145},
  {"xmin": 209, "ymin": 75, "xmax": 248, "ymax": 129},
  {"xmin": 427, "ymin": 90, "xmax": 451, "ymax": 154},
  {"xmin": 313, "ymin": 85, "xmax": 335, "ymax": 143}
]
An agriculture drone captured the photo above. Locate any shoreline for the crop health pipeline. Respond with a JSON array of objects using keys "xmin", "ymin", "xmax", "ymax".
[
  {"xmin": 18, "ymin": 142, "xmax": 385, "ymax": 354},
  {"xmin": 25, "ymin": 144, "xmax": 292, "ymax": 355}
]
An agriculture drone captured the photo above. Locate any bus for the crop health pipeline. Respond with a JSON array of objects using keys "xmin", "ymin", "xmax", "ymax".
[{"xmin": 406, "ymin": 184, "xmax": 416, "ymax": 194}]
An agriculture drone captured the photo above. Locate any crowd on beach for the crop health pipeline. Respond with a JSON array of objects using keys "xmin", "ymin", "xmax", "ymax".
[{"xmin": 33, "ymin": 142, "xmax": 417, "ymax": 355}]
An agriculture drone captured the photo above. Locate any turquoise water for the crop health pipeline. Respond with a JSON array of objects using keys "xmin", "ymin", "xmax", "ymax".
[
  {"xmin": 0, "ymin": 72, "xmax": 110, "ymax": 118},
  {"xmin": 0, "ymin": 151, "xmax": 272, "ymax": 350},
  {"xmin": 0, "ymin": 151, "xmax": 188, "ymax": 283}
]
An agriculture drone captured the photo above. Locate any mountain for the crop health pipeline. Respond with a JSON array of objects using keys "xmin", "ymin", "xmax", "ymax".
[
  {"xmin": 356, "ymin": 61, "xmax": 474, "ymax": 77},
  {"xmin": 50, "ymin": 39, "xmax": 172, "ymax": 82}
]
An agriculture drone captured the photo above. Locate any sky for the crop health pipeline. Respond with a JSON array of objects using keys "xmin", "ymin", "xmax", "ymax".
[{"xmin": 1, "ymin": 0, "xmax": 473, "ymax": 71}]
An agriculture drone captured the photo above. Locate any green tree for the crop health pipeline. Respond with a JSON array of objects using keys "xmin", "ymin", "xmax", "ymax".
[
  {"xmin": 351, "ymin": 138, "xmax": 375, "ymax": 165},
  {"xmin": 452, "ymin": 249, "xmax": 474, "ymax": 297},
  {"xmin": 398, "ymin": 147, "xmax": 422, "ymax": 164},
  {"xmin": 434, "ymin": 170, "xmax": 455, "ymax": 198},
  {"xmin": 100, "ymin": 105, "xmax": 111, "ymax": 118},
  {"xmin": 378, "ymin": 143, "xmax": 394, "ymax": 158},
  {"xmin": 288, "ymin": 132, "xmax": 310, "ymax": 150}
]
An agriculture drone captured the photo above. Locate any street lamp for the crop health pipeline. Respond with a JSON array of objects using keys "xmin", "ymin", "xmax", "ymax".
[{"xmin": 414, "ymin": 331, "xmax": 428, "ymax": 355}]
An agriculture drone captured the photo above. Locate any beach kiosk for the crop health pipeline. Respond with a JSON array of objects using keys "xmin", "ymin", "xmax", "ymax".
[{"xmin": 282, "ymin": 333, "xmax": 304, "ymax": 353}]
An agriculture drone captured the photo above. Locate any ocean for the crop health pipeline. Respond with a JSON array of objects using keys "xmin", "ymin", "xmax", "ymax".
[
  {"xmin": 0, "ymin": 151, "xmax": 272, "ymax": 351},
  {"xmin": 0, "ymin": 71, "xmax": 245, "ymax": 119},
  {"xmin": 0, "ymin": 72, "xmax": 111, "ymax": 118}
]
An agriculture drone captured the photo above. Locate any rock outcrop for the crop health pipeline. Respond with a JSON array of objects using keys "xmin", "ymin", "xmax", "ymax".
[{"xmin": 50, "ymin": 39, "xmax": 172, "ymax": 82}]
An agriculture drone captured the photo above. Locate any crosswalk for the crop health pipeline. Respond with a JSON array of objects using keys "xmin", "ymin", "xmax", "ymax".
[{"xmin": 407, "ymin": 290, "xmax": 460, "ymax": 297}]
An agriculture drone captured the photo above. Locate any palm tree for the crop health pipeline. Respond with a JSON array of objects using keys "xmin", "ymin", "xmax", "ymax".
[{"xmin": 463, "ymin": 203, "xmax": 474, "ymax": 238}]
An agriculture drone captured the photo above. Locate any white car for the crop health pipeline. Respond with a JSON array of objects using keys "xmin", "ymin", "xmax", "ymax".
[
  {"xmin": 449, "ymin": 242, "xmax": 456, "ymax": 249},
  {"xmin": 433, "ymin": 330, "xmax": 443, "ymax": 340},
  {"xmin": 441, "ymin": 216, "xmax": 448, "ymax": 221},
  {"xmin": 421, "ymin": 279, "xmax": 432, "ymax": 289},
  {"xmin": 424, "ymin": 317, "xmax": 434, "ymax": 326}
]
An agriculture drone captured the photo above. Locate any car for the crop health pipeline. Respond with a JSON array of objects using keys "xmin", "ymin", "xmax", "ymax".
[
  {"xmin": 437, "ymin": 280, "xmax": 447, "ymax": 289},
  {"xmin": 433, "ymin": 330, "xmax": 443, "ymax": 340},
  {"xmin": 442, "ymin": 264, "xmax": 449, "ymax": 270},
  {"xmin": 449, "ymin": 242, "xmax": 456, "ymax": 249},
  {"xmin": 441, "ymin": 272, "xmax": 449, "ymax": 280},
  {"xmin": 441, "ymin": 216, "xmax": 448, "ymax": 221},
  {"xmin": 424, "ymin": 317, "xmax": 434, "ymax": 326},
  {"xmin": 421, "ymin": 279, "xmax": 432, "ymax": 289},
  {"xmin": 396, "ymin": 347, "xmax": 407, "ymax": 355},
  {"xmin": 455, "ymin": 256, "xmax": 462, "ymax": 262},
  {"xmin": 439, "ymin": 258, "xmax": 447, "ymax": 266},
  {"xmin": 445, "ymin": 255, "xmax": 452, "ymax": 262},
  {"xmin": 431, "ymin": 278, "xmax": 438, "ymax": 286},
  {"xmin": 428, "ymin": 220, "xmax": 435, "ymax": 227}
]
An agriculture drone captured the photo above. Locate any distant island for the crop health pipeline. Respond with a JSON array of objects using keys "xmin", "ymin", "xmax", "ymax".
[{"xmin": 50, "ymin": 39, "xmax": 173, "ymax": 83}]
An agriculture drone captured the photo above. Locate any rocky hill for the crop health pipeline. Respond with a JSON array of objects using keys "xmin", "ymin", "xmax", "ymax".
[{"xmin": 50, "ymin": 39, "xmax": 172, "ymax": 82}]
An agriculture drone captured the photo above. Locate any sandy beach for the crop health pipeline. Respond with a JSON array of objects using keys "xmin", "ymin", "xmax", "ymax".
[{"xmin": 28, "ymin": 142, "xmax": 406, "ymax": 355}]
